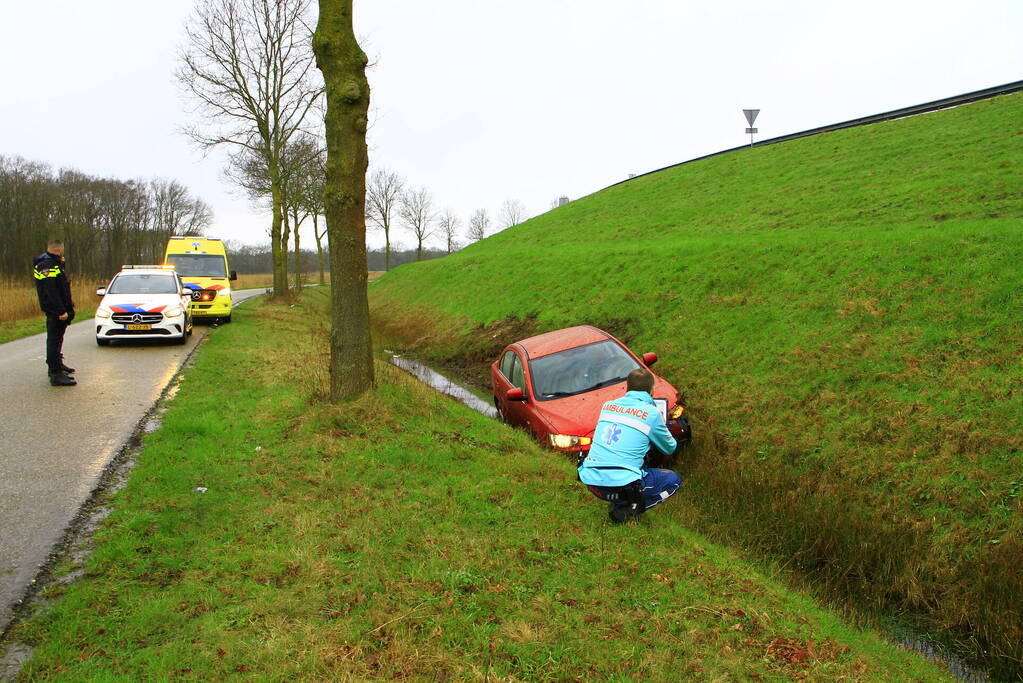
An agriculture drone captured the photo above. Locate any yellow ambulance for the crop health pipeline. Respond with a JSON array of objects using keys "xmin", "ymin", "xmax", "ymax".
[{"xmin": 164, "ymin": 236, "xmax": 237, "ymax": 322}]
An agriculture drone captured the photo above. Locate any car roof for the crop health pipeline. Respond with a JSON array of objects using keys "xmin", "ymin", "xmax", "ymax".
[{"xmin": 515, "ymin": 325, "xmax": 612, "ymax": 359}]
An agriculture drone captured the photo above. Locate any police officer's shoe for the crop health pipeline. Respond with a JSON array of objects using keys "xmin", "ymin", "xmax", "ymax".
[
  {"xmin": 49, "ymin": 371, "xmax": 77, "ymax": 387},
  {"xmin": 60, "ymin": 356, "xmax": 75, "ymax": 373}
]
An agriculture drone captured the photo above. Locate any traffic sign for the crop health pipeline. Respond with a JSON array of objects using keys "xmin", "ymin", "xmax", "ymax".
[{"xmin": 743, "ymin": 109, "xmax": 761, "ymax": 146}]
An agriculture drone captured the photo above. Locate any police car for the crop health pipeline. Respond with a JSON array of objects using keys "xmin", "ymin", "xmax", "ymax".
[{"xmin": 94, "ymin": 266, "xmax": 193, "ymax": 346}]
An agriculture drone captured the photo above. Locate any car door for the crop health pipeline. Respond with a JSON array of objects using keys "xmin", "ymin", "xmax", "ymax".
[{"xmin": 496, "ymin": 349, "xmax": 531, "ymax": 429}]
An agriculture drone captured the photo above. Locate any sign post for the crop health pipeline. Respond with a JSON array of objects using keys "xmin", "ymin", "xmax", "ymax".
[{"xmin": 743, "ymin": 108, "xmax": 760, "ymax": 147}]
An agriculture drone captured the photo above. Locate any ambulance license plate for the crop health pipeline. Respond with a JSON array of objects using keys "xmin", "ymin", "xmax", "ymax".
[{"xmin": 126, "ymin": 324, "xmax": 152, "ymax": 331}]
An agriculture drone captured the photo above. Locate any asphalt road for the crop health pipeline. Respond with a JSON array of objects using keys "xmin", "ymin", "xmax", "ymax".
[{"xmin": 0, "ymin": 288, "xmax": 265, "ymax": 633}]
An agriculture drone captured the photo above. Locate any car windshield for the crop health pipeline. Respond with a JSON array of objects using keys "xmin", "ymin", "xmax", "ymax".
[
  {"xmin": 529, "ymin": 339, "xmax": 641, "ymax": 400},
  {"xmin": 166, "ymin": 254, "xmax": 226, "ymax": 277},
  {"xmin": 108, "ymin": 274, "xmax": 179, "ymax": 295}
]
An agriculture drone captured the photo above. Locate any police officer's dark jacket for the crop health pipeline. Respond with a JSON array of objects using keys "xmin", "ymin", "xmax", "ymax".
[{"xmin": 33, "ymin": 251, "xmax": 74, "ymax": 317}]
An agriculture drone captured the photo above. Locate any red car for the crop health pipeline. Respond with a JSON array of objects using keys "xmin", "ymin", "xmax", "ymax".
[{"xmin": 491, "ymin": 325, "xmax": 691, "ymax": 459}]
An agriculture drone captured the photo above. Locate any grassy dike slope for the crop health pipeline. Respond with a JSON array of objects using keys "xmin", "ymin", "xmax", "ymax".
[
  {"xmin": 369, "ymin": 93, "xmax": 1023, "ymax": 669},
  {"xmin": 8, "ymin": 289, "xmax": 947, "ymax": 681}
]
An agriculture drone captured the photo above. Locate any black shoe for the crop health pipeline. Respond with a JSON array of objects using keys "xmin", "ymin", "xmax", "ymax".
[
  {"xmin": 61, "ymin": 363, "xmax": 75, "ymax": 374},
  {"xmin": 49, "ymin": 371, "xmax": 77, "ymax": 386},
  {"xmin": 609, "ymin": 501, "xmax": 642, "ymax": 524}
]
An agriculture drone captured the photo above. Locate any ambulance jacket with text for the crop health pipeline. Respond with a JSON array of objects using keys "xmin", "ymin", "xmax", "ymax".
[{"xmin": 578, "ymin": 390, "xmax": 677, "ymax": 488}]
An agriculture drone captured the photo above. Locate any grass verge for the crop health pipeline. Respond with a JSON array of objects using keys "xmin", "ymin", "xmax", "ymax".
[
  {"xmin": 368, "ymin": 93, "xmax": 1023, "ymax": 675},
  {"xmin": 6, "ymin": 287, "xmax": 948, "ymax": 681}
]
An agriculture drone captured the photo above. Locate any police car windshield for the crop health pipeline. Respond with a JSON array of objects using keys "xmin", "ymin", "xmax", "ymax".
[
  {"xmin": 529, "ymin": 340, "xmax": 640, "ymax": 401},
  {"xmin": 108, "ymin": 274, "xmax": 179, "ymax": 295},
  {"xmin": 166, "ymin": 254, "xmax": 226, "ymax": 277}
]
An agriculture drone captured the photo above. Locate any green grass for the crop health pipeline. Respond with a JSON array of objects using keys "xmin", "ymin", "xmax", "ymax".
[
  {"xmin": 7, "ymin": 288, "xmax": 949, "ymax": 681},
  {"xmin": 368, "ymin": 92, "xmax": 1023, "ymax": 674}
]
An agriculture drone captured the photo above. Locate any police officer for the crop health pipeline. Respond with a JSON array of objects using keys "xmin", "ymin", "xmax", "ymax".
[
  {"xmin": 34, "ymin": 239, "xmax": 76, "ymax": 386},
  {"xmin": 578, "ymin": 368, "xmax": 681, "ymax": 523}
]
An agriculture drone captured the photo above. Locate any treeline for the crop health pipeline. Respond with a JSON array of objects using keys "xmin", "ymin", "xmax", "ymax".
[
  {"xmin": 0, "ymin": 155, "xmax": 212, "ymax": 281},
  {"xmin": 226, "ymin": 242, "xmax": 448, "ymax": 275}
]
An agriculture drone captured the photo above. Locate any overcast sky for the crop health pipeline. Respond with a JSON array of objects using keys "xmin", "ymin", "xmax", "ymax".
[{"xmin": 2, "ymin": 1, "xmax": 1020, "ymax": 251}]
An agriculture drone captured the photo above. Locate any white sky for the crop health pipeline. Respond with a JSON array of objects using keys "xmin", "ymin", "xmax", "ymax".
[{"xmin": 1, "ymin": 1, "xmax": 1020, "ymax": 251}]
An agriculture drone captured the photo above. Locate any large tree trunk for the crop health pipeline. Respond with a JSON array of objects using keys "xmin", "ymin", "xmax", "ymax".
[
  {"xmin": 314, "ymin": 0, "xmax": 373, "ymax": 400},
  {"xmin": 313, "ymin": 214, "xmax": 326, "ymax": 285},
  {"xmin": 292, "ymin": 205, "xmax": 303, "ymax": 289},
  {"xmin": 280, "ymin": 198, "xmax": 291, "ymax": 295},
  {"xmin": 269, "ymin": 170, "xmax": 289, "ymax": 299}
]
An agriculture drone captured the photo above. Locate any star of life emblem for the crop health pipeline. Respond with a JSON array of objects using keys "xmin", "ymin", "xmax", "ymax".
[{"xmin": 604, "ymin": 424, "xmax": 622, "ymax": 446}]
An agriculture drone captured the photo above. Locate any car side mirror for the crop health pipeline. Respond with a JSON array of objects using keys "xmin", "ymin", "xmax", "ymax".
[
  {"xmin": 96, "ymin": 287, "xmax": 106, "ymax": 296},
  {"xmin": 229, "ymin": 270, "xmax": 237, "ymax": 281},
  {"xmin": 506, "ymin": 387, "xmax": 527, "ymax": 402},
  {"xmin": 642, "ymin": 352, "xmax": 658, "ymax": 367}
]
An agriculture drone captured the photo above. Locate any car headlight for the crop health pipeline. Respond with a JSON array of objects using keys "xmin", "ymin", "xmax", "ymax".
[
  {"xmin": 164, "ymin": 306, "xmax": 183, "ymax": 318},
  {"xmin": 548, "ymin": 434, "xmax": 592, "ymax": 450},
  {"xmin": 95, "ymin": 307, "xmax": 112, "ymax": 319}
]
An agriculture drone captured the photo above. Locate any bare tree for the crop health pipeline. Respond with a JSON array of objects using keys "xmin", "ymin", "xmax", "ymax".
[
  {"xmin": 0, "ymin": 156, "xmax": 210, "ymax": 279},
  {"xmin": 151, "ymin": 179, "xmax": 211, "ymax": 237},
  {"xmin": 438, "ymin": 209, "xmax": 460, "ymax": 254},
  {"xmin": 313, "ymin": 0, "xmax": 373, "ymax": 399},
  {"xmin": 467, "ymin": 208, "xmax": 490, "ymax": 243},
  {"xmin": 304, "ymin": 145, "xmax": 328, "ymax": 285},
  {"xmin": 498, "ymin": 199, "xmax": 527, "ymax": 230},
  {"xmin": 225, "ymin": 134, "xmax": 323, "ymax": 287},
  {"xmin": 177, "ymin": 0, "xmax": 322, "ymax": 299},
  {"xmin": 399, "ymin": 186, "xmax": 436, "ymax": 261},
  {"xmin": 365, "ymin": 169, "xmax": 404, "ymax": 271}
]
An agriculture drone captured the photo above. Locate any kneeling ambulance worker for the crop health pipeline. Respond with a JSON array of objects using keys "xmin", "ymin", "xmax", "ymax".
[{"xmin": 578, "ymin": 368, "xmax": 681, "ymax": 523}]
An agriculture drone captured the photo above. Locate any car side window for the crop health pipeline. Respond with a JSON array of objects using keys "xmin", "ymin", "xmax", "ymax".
[
  {"xmin": 500, "ymin": 351, "xmax": 516, "ymax": 381},
  {"xmin": 510, "ymin": 355, "xmax": 526, "ymax": 393}
]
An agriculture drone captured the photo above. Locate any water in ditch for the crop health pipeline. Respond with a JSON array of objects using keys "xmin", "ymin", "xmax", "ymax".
[{"xmin": 388, "ymin": 353, "xmax": 497, "ymax": 418}]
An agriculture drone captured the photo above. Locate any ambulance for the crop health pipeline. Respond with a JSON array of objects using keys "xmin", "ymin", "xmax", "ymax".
[{"xmin": 163, "ymin": 236, "xmax": 237, "ymax": 322}]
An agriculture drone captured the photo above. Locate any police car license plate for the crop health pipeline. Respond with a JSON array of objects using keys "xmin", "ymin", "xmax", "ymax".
[{"xmin": 126, "ymin": 324, "xmax": 152, "ymax": 331}]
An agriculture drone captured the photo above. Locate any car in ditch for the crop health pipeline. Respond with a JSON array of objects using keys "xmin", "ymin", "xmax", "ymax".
[
  {"xmin": 491, "ymin": 325, "xmax": 691, "ymax": 461},
  {"xmin": 94, "ymin": 266, "xmax": 193, "ymax": 346}
]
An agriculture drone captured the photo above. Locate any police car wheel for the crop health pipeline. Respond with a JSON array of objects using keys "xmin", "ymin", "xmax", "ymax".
[{"xmin": 222, "ymin": 315, "xmax": 232, "ymax": 324}]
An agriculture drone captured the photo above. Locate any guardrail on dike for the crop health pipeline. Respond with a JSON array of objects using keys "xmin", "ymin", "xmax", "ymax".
[{"xmin": 600, "ymin": 79, "xmax": 1023, "ymax": 192}]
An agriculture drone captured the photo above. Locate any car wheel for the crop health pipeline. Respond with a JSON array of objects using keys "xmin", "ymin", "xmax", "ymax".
[
  {"xmin": 96, "ymin": 337, "xmax": 110, "ymax": 346},
  {"xmin": 175, "ymin": 332, "xmax": 188, "ymax": 345},
  {"xmin": 222, "ymin": 314, "xmax": 232, "ymax": 324}
]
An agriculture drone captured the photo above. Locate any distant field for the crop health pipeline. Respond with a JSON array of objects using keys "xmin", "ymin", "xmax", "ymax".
[
  {"xmin": 369, "ymin": 93, "xmax": 1023, "ymax": 675},
  {"xmin": 0, "ymin": 276, "xmax": 103, "ymax": 343}
]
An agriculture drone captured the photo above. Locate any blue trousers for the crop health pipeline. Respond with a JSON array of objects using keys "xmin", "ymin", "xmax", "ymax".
[{"xmin": 585, "ymin": 468, "xmax": 682, "ymax": 510}]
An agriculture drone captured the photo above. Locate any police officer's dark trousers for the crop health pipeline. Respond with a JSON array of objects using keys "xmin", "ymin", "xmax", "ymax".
[{"xmin": 45, "ymin": 314, "xmax": 70, "ymax": 374}]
